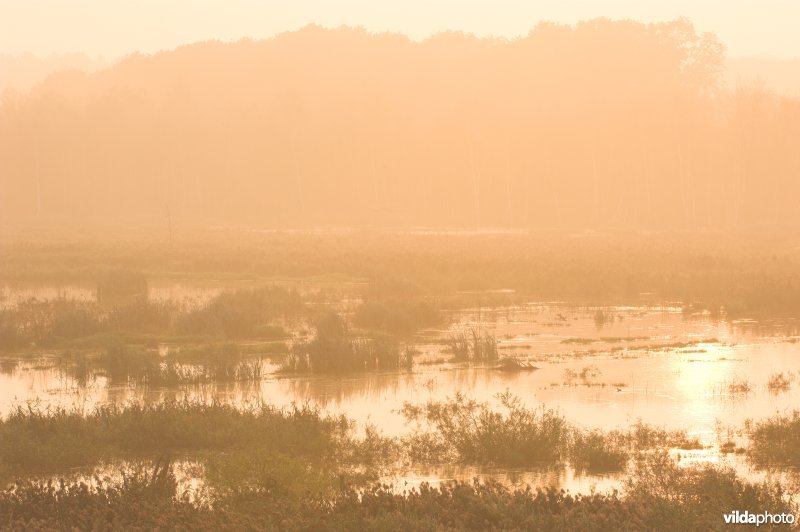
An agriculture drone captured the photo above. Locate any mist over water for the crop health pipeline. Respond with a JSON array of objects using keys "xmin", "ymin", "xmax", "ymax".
[{"xmin": 3, "ymin": 7, "xmax": 800, "ymax": 530}]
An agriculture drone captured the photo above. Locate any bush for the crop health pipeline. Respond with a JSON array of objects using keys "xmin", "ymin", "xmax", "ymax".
[
  {"xmin": 401, "ymin": 392, "xmax": 569, "ymax": 466},
  {"xmin": 175, "ymin": 287, "xmax": 302, "ymax": 339},
  {"xmin": 570, "ymin": 429, "xmax": 629, "ymax": 473},
  {"xmin": 287, "ymin": 312, "xmax": 408, "ymax": 373},
  {"xmin": 747, "ymin": 410, "xmax": 800, "ymax": 468},
  {"xmin": 626, "ymin": 453, "xmax": 794, "ymax": 531}
]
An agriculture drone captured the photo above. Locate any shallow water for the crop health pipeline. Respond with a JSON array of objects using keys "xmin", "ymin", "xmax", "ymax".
[{"xmin": 3, "ymin": 302, "xmax": 800, "ymax": 493}]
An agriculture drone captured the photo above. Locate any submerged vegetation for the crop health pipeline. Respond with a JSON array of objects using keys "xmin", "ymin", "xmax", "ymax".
[
  {"xmin": 727, "ymin": 378, "xmax": 753, "ymax": 395},
  {"xmin": 767, "ymin": 372, "xmax": 794, "ymax": 393},
  {"xmin": 563, "ymin": 365, "xmax": 602, "ymax": 386}
]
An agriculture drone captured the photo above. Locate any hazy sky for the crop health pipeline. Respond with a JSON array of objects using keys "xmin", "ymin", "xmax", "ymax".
[{"xmin": 1, "ymin": 0, "xmax": 799, "ymax": 59}]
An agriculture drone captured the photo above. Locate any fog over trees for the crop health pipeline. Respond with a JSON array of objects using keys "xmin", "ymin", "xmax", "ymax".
[{"xmin": 1, "ymin": 19, "xmax": 798, "ymax": 229}]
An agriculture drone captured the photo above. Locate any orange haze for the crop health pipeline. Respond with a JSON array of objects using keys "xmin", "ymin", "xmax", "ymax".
[{"xmin": 1, "ymin": 20, "xmax": 799, "ymax": 229}]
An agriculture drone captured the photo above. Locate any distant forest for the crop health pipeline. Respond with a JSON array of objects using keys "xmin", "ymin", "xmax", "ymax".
[{"xmin": 1, "ymin": 19, "xmax": 798, "ymax": 228}]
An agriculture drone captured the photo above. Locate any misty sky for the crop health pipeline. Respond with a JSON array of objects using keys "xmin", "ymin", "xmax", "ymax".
[{"xmin": 1, "ymin": 0, "xmax": 799, "ymax": 59}]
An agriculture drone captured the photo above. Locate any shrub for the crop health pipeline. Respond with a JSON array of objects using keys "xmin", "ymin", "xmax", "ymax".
[
  {"xmin": 287, "ymin": 312, "xmax": 408, "ymax": 373},
  {"xmin": 401, "ymin": 392, "xmax": 569, "ymax": 466},
  {"xmin": 747, "ymin": 410, "xmax": 800, "ymax": 468},
  {"xmin": 175, "ymin": 287, "xmax": 302, "ymax": 339},
  {"xmin": 570, "ymin": 429, "xmax": 629, "ymax": 473},
  {"xmin": 626, "ymin": 453, "xmax": 794, "ymax": 530}
]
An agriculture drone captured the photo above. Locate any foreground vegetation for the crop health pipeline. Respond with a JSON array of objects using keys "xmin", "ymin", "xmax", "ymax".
[
  {"xmin": 0, "ymin": 397, "xmax": 798, "ymax": 529},
  {"xmin": 747, "ymin": 410, "xmax": 800, "ymax": 469},
  {"xmin": 0, "ymin": 453, "xmax": 794, "ymax": 530},
  {"xmin": 400, "ymin": 394, "xmax": 705, "ymax": 473},
  {"xmin": 0, "ymin": 395, "xmax": 718, "ymax": 484},
  {"xmin": 0, "ymin": 401, "xmax": 354, "ymax": 493}
]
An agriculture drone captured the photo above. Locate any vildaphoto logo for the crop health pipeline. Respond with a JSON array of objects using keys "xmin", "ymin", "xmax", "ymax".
[{"xmin": 723, "ymin": 511, "xmax": 795, "ymax": 526}]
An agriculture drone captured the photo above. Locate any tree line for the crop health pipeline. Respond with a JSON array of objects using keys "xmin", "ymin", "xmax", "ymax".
[{"xmin": 1, "ymin": 19, "xmax": 798, "ymax": 229}]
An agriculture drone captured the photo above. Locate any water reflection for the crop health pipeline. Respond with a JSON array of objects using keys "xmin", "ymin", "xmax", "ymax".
[
  {"xmin": 3, "ymin": 303, "xmax": 800, "ymax": 492},
  {"xmin": 381, "ymin": 463, "xmax": 621, "ymax": 496}
]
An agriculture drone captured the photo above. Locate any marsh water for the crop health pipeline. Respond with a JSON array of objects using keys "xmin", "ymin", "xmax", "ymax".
[{"xmin": 3, "ymin": 283, "xmax": 800, "ymax": 493}]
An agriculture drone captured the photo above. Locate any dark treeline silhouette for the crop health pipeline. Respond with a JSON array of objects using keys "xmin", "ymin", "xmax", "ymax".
[{"xmin": 2, "ymin": 19, "xmax": 799, "ymax": 229}]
